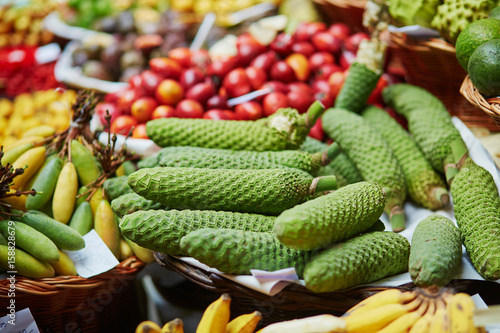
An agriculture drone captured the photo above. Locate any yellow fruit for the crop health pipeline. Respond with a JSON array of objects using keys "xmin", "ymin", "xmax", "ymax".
[
  {"xmin": 0, "ymin": 98, "xmax": 13, "ymax": 117},
  {"xmin": 52, "ymin": 161, "xmax": 78, "ymax": 224},
  {"xmin": 10, "ymin": 146, "xmax": 46, "ymax": 189},
  {"xmin": 22, "ymin": 125, "xmax": 55, "ymax": 138},
  {"xmin": 94, "ymin": 199, "xmax": 121, "ymax": 259},
  {"xmin": 50, "ymin": 250, "xmax": 77, "ymax": 276}
]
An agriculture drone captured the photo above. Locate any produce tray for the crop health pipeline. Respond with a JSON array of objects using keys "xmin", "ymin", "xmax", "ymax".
[
  {"xmin": 0, "ymin": 256, "xmax": 145, "ymax": 333},
  {"xmin": 460, "ymin": 75, "xmax": 500, "ymax": 131}
]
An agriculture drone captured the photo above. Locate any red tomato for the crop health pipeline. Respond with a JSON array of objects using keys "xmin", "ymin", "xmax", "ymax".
[
  {"xmin": 263, "ymin": 91, "xmax": 288, "ymax": 116},
  {"xmin": 132, "ymin": 123, "xmax": 149, "ymax": 139},
  {"xmin": 285, "ymin": 53, "xmax": 310, "ymax": 82},
  {"xmin": 270, "ymin": 61, "xmax": 296, "ymax": 83},
  {"xmin": 155, "ymin": 79, "xmax": 184, "ymax": 105},
  {"xmin": 179, "ymin": 67, "xmax": 205, "ymax": 89},
  {"xmin": 328, "ymin": 71, "xmax": 346, "ymax": 100},
  {"xmin": 328, "ymin": 23, "xmax": 352, "ymax": 41},
  {"xmin": 130, "ymin": 97, "xmax": 157, "ymax": 123},
  {"xmin": 311, "ymin": 32, "xmax": 343, "ymax": 55},
  {"xmin": 185, "ymin": 82, "xmax": 216, "ymax": 105},
  {"xmin": 149, "ymin": 58, "xmax": 182, "ymax": 79},
  {"xmin": 308, "ymin": 52, "xmax": 335, "ymax": 71},
  {"xmin": 140, "ymin": 70, "xmax": 163, "ymax": 96},
  {"xmin": 175, "ymin": 99, "xmax": 204, "ymax": 118},
  {"xmin": 115, "ymin": 88, "xmax": 142, "ymax": 111},
  {"xmin": 315, "ymin": 63, "xmax": 343, "ymax": 81},
  {"xmin": 308, "ymin": 118, "xmax": 324, "ymax": 141},
  {"xmin": 245, "ymin": 66, "xmax": 267, "ymax": 90},
  {"xmin": 237, "ymin": 33, "xmax": 266, "ymax": 66},
  {"xmin": 311, "ymin": 80, "xmax": 331, "ymax": 94},
  {"xmin": 222, "ymin": 68, "xmax": 252, "ymax": 98},
  {"xmin": 152, "ymin": 105, "xmax": 175, "ymax": 119},
  {"xmin": 95, "ymin": 102, "xmax": 122, "ymax": 126},
  {"xmin": 203, "ymin": 109, "xmax": 235, "ymax": 120},
  {"xmin": 168, "ymin": 47, "xmax": 192, "ymax": 68},
  {"xmin": 260, "ymin": 81, "xmax": 289, "ymax": 94},
  {"xmin": 250, "ymin": 51, "xmax": 278, "ymax": 72},
  {"xmin": 344, "ymin": 32, "xmax": 370, "ymax": 54},
  {"xmin": 270, "ymin": 32, "xmax": 294, "ymax": 56},
  {"xmin": 234, "ymin": 101, "xmax": 263, "ymax": 120},
  {"xmin": 206, "ymin": 94, "xmax": 229, "ymax": 110},
  {"xmin": 110, "ymin": 115, "xmax": 138, "ymax": 136},
  {"xmin": 288, "ymin": 82, "xmax": 314, "ymax": 96},
  {"xmin": 207, "ymin": 56, "xmax": 239, "ymax": 78},
  {"xmin": 287, "ymin": 90, "xmax": 314, "ymax": 114},
  {"xmin": 314, "ymin": 90, "xmax": 334, "ymax": 109},
  {"xmin": 190, "ymin": 49, "xmax": 210, "ymax": 70},
  {"xmin": 291, "ymin": 41, "xmax": 315, "ymax": 57}
]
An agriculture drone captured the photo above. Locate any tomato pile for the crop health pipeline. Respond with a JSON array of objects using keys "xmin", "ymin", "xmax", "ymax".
[{"xmin": 100, "ymin": 21, "xmax": 403, "ymax": 140}]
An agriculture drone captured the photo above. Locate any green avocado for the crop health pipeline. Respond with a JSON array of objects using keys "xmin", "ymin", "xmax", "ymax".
[
  {"xmin": 468, "ymin": 38, "xmax": 500, "ymax": 96},
  {"xmin": 455, "ymin": 18, "xmax": 500, "ymax": 71}
]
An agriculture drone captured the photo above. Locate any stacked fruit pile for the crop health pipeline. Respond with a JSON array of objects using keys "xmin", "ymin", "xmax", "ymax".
[
  {"xmin": 98, "ymin": 16, "xmax": 400, "ymax": 140},
  {"xmin": 0, "ymin": 92, "xmax": 154, "ymax": 279}
]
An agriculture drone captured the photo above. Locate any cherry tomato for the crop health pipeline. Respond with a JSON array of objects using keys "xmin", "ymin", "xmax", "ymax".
[
  {"xmin": 110, "ymin": 115, "xmax": 138, "ymax": 136},
  {"xmin": 234, "ymin": 101, "xmax": 263, "ymax": 120},
  {"xmin": 132, "ymin": 123, "xmax": 149, "ymax": 139},
  {"xmin": 245, "ymin": 66, "xmax": 267, "ymax": 90},
  {"xmin": 168, "ymin": 47, "xmax": 192, "ymax": 68},
  {"xmin": 149, "ymin": 57, "xmax": 182, "ymax": 79},
  {"xmin": 285, "ymin": 53, "xmax": 310, "ymax": 82},
  {"xmin": 130, "ymin": 97, "xmax": 157, "ymax": 123},
  {"xmin": 203, "ymin": 109, "xmax": 235, "ymax": 120},
  {"xmin": 152, "ymin": 105, "xmax": 175, "ymax": 119},
  {"xmin": 308, "ymin": 118, "xmax": 324, "ymax": 141},
  {"xmin": 175, "ymin": 99, "xmax": 204, "ymax": 118},
  {"xmin": 155, "ymin": 79, "xmax": 184, "ymax": 105},
  {"xmin": 222, "ymin": 68, "xmax": 251, "ymax": 98},
  {"xmin": 185, "ymin": 82, "xmax": 216, "ymax": 105},
  {"xmin": 263, "ymin": 91, "xmax": 288, "ymax": 116}
]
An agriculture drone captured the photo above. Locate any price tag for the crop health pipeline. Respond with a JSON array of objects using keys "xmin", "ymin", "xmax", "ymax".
[
  {"xmin": 63, "ymin": 229, "xmax": 119, "ymax": 278},
  {"xmin": 0, "ymin": 308, "xmax": 39, "ymax": 333}
]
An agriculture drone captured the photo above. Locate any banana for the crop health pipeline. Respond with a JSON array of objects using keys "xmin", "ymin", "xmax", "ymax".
[
  {"xmin": 10, "ymin": 146, "xmax": 46, "ymax": 189},
  {"xmin": 119, "ymin": 238, "xmax": 133, "ymax": 261},
  {"xmin": 1, "ymin": 142, "xmax": 33, "ymax": 165},
  {"xmin": 71, "ymin": 140, "xmax": 102, "ymax": 187},
  {"xmin": 226, "ymin": 311, "xmax": 262, "ymax": 333},
  {"xmin": 136, "ymin": 321, "xmax": 162, "ymax": 333},
  {"xmin": 377, "ymin": 297, "xmax": 429, "ymax": 333},
  {"xmin": 22, "ymin": 125, "xmax": 55, "ymax": 138},
  {"xmin": 344, "ymin": 296, "xmax": 423, "ymax": 333},
  {"xmin": 448, "ymin": 293, "xmax": 476, "ymax": 333},
  {"xmin": 4, "ymin": 136, "xmax": 44, "ymax": 151},
  {"xmin": 257, "ymin": 314, "xmax": 345, "ymax": 333},
  {"xmin": 409, "ymin": 298, "xmax": 436, "ymax": 333},
  {"xmin": 52, "ymin": 161, "xmax": 78, "ymax": 224},
  {"xmin": 196, "ymin": 293, "xmax": 231, "ymax": 333},
  {"xmin": 161, "ymin": 318, "xmax": 184, "ymax": 333},
  {"xmin": 429, "ymin": 298, "xmax": 451, "ymax": 333},
  {"xmin": 344, "ymin": 289, "xmax": 417, "ymax": 317}
]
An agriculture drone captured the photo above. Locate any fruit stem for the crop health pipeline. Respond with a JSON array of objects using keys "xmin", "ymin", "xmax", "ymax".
[
  {"xmin": 389, "ymin": 206, "xmax": 405, "ymax": 232},
  {"xmin": 304, "ymin": 100, "xmax": 325, "ymax": 128},
  {"xmin": 309, "ymin": 175, "xmax": 337, "ymax": 195},
  {"xmin": 433, "ymin": 187, "xmax": 450, "ymax": 207},
  {"xmin": 322, "ymin": 142, "xmax": 341, "ymax": 166}
]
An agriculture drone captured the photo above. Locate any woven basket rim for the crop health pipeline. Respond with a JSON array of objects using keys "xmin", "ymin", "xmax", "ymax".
[
  {"xmin": 384, "ymin": 30, "xmax": 456, "ymax": 54},
  {"xmin": 0, "ymin": 256, "xmax": 145, "ymax": 295},
  {"xmin": 318, "ymin": 0, "xmax": 367, "ymax": 8}
]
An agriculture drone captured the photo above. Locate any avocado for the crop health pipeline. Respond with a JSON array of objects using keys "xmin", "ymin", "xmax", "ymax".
[
  {"xmin": 468, "ymin": 38, "xmax": 500, "ymax": 96},
  {"xmin": 455, "ymin": 18, "xmax": 500, "ymax": 71}
]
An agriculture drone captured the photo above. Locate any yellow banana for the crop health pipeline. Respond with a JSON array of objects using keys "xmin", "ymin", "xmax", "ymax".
[
  {"xmin": 448, "ymin": 293, "xmax": 476, "ymax": 333},
  {"xmin": 257, "ymin": 314, "xmax": 345, "ymax": 333},
  {"xmin": 119, "ymin": 238, "xmax": 133, "ymax": 261},
  {"xmin": 344, "ymin": 289, "xmax": 416, "ymax": 317},
  {"xmin": 345, "ymin": 296, "xmax": 423, "ymax": 333},
  {"xmin": 161, "ymin": 318, "xmax": 184, "ymax": 333},
  {"xmin": 409, "ymin": 297, "xmax": 436, "ymax": 333},
  {"xmin": 50, "ymin": 250, "xmax": 77, "ymax": 276},
  {"xmin": 22, "ymin": 125, "xmax": 55, "ymax": 138},
  {"xmin": 377, "ymin": 297, "xmax": 429, "ymax": 333},
  {"xmin": 226, "ymin": 311, "xmax": 262, "ymax": 333},
  {"xmin": 10, "ymin": 146, "xmax": 46, "ymax": 189},
  {"xmin": 136, "ymin": 321, "xmax": 162, "ymax": 333},
  {"xmin": 430, "ymin": 298, "xmax": 451, "ymax": 333},
  {"xmin": 94, "ymin": 199, "xmax": 121, "ymax": 259},
  {"xmin": 1, "ymin": 142, "xmax": 33, "ymax": 165},
  {"xmin": 4, "ymin": 135, "xmax": 44, "ymax": 151},
  {"xmin": 196, "ymin": 293, "xmax": 231, "ymax": 333},
  {"xmin": 52, "ymin": 161, "xmax": 78, "ymax": 224},
  {"xmin": 0, "ymin": 189, "xmax": 27, "ymax": 210},
  {"xmin": 89, "ymin": 186, "xmax": 105, "ymax": 216}
]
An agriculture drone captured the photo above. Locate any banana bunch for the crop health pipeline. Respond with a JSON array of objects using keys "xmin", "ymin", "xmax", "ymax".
[
  {"xmin": 0, "ymin": 0, "xmax": 57, "ymax": 47},
  {"xmin": 136, "ymin": 294, "xmax": 263, "ymax": 333},
  {"xmin": 0, "ymin": 90, "xmax": 77, "ymax": 148},
  {"xmin": 342, "ymin": 287, "xmax": 485, "ymax": 333}
]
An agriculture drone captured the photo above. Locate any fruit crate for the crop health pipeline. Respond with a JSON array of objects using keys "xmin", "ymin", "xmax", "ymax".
[
  {"xmin": 313, "ymin": 0, "xmax": 367, "ymax": 33},
  {"xmin": 153, "ymin": 253, "xmax": 500, "ymax": 329},
  {"xmin": 460, "ymin": 75, "xmax": 500, "ymax": 131},
  {"xmin": 383, "ymin": 31, "xmax": 500, "ymax": 132},
  {"xmin": 0, "ymin": 256, "xmax": 145, "ymax": 333}
]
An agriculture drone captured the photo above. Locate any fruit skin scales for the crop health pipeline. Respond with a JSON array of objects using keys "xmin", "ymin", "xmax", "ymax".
[
  {"xmin": 111, "ymin": 193, "xmax": 163, "ymax": 218},
  {"xmin": 158, "ymin": 147, "xmax": 330, "ymax": 175},
  {"xmin": 274, "ymin": 181, "xmax": 385, "ymax": 250},
  {"xmin": 103, "ymin": 175, "xmax": 133, "ymax": 201},
  {"xmin": 146, "ymin": 104, "xmax": 324, "ymax": 151},
  {"xmin": 382, "ymin": 83, "xmax": 468, "ymax": 182},
  {"xmin": 303, "ymin": 231, "xmax": 410, "ymax": 292},
  {"xmin": 450, "ymin": 157, "xmax": 500, "ymax": 280},
  {"xmin": 335, "ymin": 38, "xmax": 386, "ymax": 113},
  {"xmin": 180, "ymin": 228, "xmax": 315, "ymax": 277},
  {"xmin": 128, "ymin": 167, "xmax": 336, "ymax": 215},
  {"xmin": 300, "ymin": 136, "xmax": 363, "ymax": 186},
  {"xmin": 361, "ymin": 105, "xmax": 449, "ymax": 210},
  {"xmin": 409, "ymin": 214, "xmax": 462, "ymax": 287},
  {"xmin": 120, "ymin": 209, "xmax": 276, "ymax": 256},
  {"xmin": 322, "ymin": 107, "xmax": 407, "ymax": 232}
]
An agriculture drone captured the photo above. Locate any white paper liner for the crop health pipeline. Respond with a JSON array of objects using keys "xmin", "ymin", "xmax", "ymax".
[{"xmin": 44, "ymin": 12, "xmax": 99, "ymax": 41}]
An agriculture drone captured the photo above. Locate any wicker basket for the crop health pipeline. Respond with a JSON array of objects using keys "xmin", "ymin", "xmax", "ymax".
[
  {"xmin": 154, "ymin": 253, "xmax": 498, "ymax": 329},
  {"xmin": 460, "ymin": 75, "xmax": 500, "ymax": 131},
  {"xmin": 313, "ymin": 0, "xmax": 367, "ymax": 32},
  {"xmin": 384, "ymin": 31, "xmax": 499, "ymax": 132},
  {"xmin": 0, "ymin": 256, "xmax": 145, "ymax": 333}
]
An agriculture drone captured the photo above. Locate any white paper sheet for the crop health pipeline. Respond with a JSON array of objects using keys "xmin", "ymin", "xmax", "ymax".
[
  {"xmin": 0, "ymin": 308, "xmax": 40, "ymax": 333},
  {"xmin": 177, "ymin": 117, "xmax": 500, "ymax": 296},
  {"xmin": 63, "ymin": 230, "xmax": 119, "ymax": 278}
]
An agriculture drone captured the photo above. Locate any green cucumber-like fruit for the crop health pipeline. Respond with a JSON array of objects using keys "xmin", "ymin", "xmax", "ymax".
[{"xmin": 0, "ymin": 245, "xmax": 55, "ymax": 278}]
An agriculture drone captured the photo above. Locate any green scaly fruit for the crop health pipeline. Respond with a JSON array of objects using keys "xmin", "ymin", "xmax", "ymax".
[
  {"xmin": 127, "ymin": 167, "xmax": 338, "ymax": 215},
  {"xmin": 361, "ymin": 105, "xmax": 449, "ymax": 210},
  {"xmin": 300, "ymin": 137, "xmax": 363, "ymax": 186},
  {"xmin": 111, "ymin": 193, "xmax": 163, "ymax": 218},
  {"xmin": 103, "ymin": 176, "xmax": 133, "ymax": 201},
  {"xmin": 450, "ymin": 157, "xmax": 500, "ymax": 280},
  {"xmin": 274, "ymin": 181, "xmax": 385, "ymax": 250},
  {"xmin": 382, "ymin": 83, "xmax": 468, "ymax": 183},
  {"xmin": 180, "ymin": 228, "xmax": 316, "ymax": 277},
  {"xmin": 158, "ymin": 146, "xmax": 340, "ymax": 174},
  {"xmin": 137, "ymin": 153, "xmax": 162, "ymax": 169},
  {"xmin": 431, "ymin": 0, "xmax": 497, "ymax": 44},
  {"xmin": 146, "ymin": 103, "xmax": 325, "ymax": 151},
  {"xmin": 303, "ymin": 231, "xmax": 410, "ymax": 292},
  {"xmin": 322, "ymin": 107, "xmax": 408, "ymax": 232},
  {"xmin": 409, "ymin": 214, "xmax": 463, "ymax": 287},
  {"xmin": 120, "ymin": 209, "xmax": 276, "ymax": 256}
]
